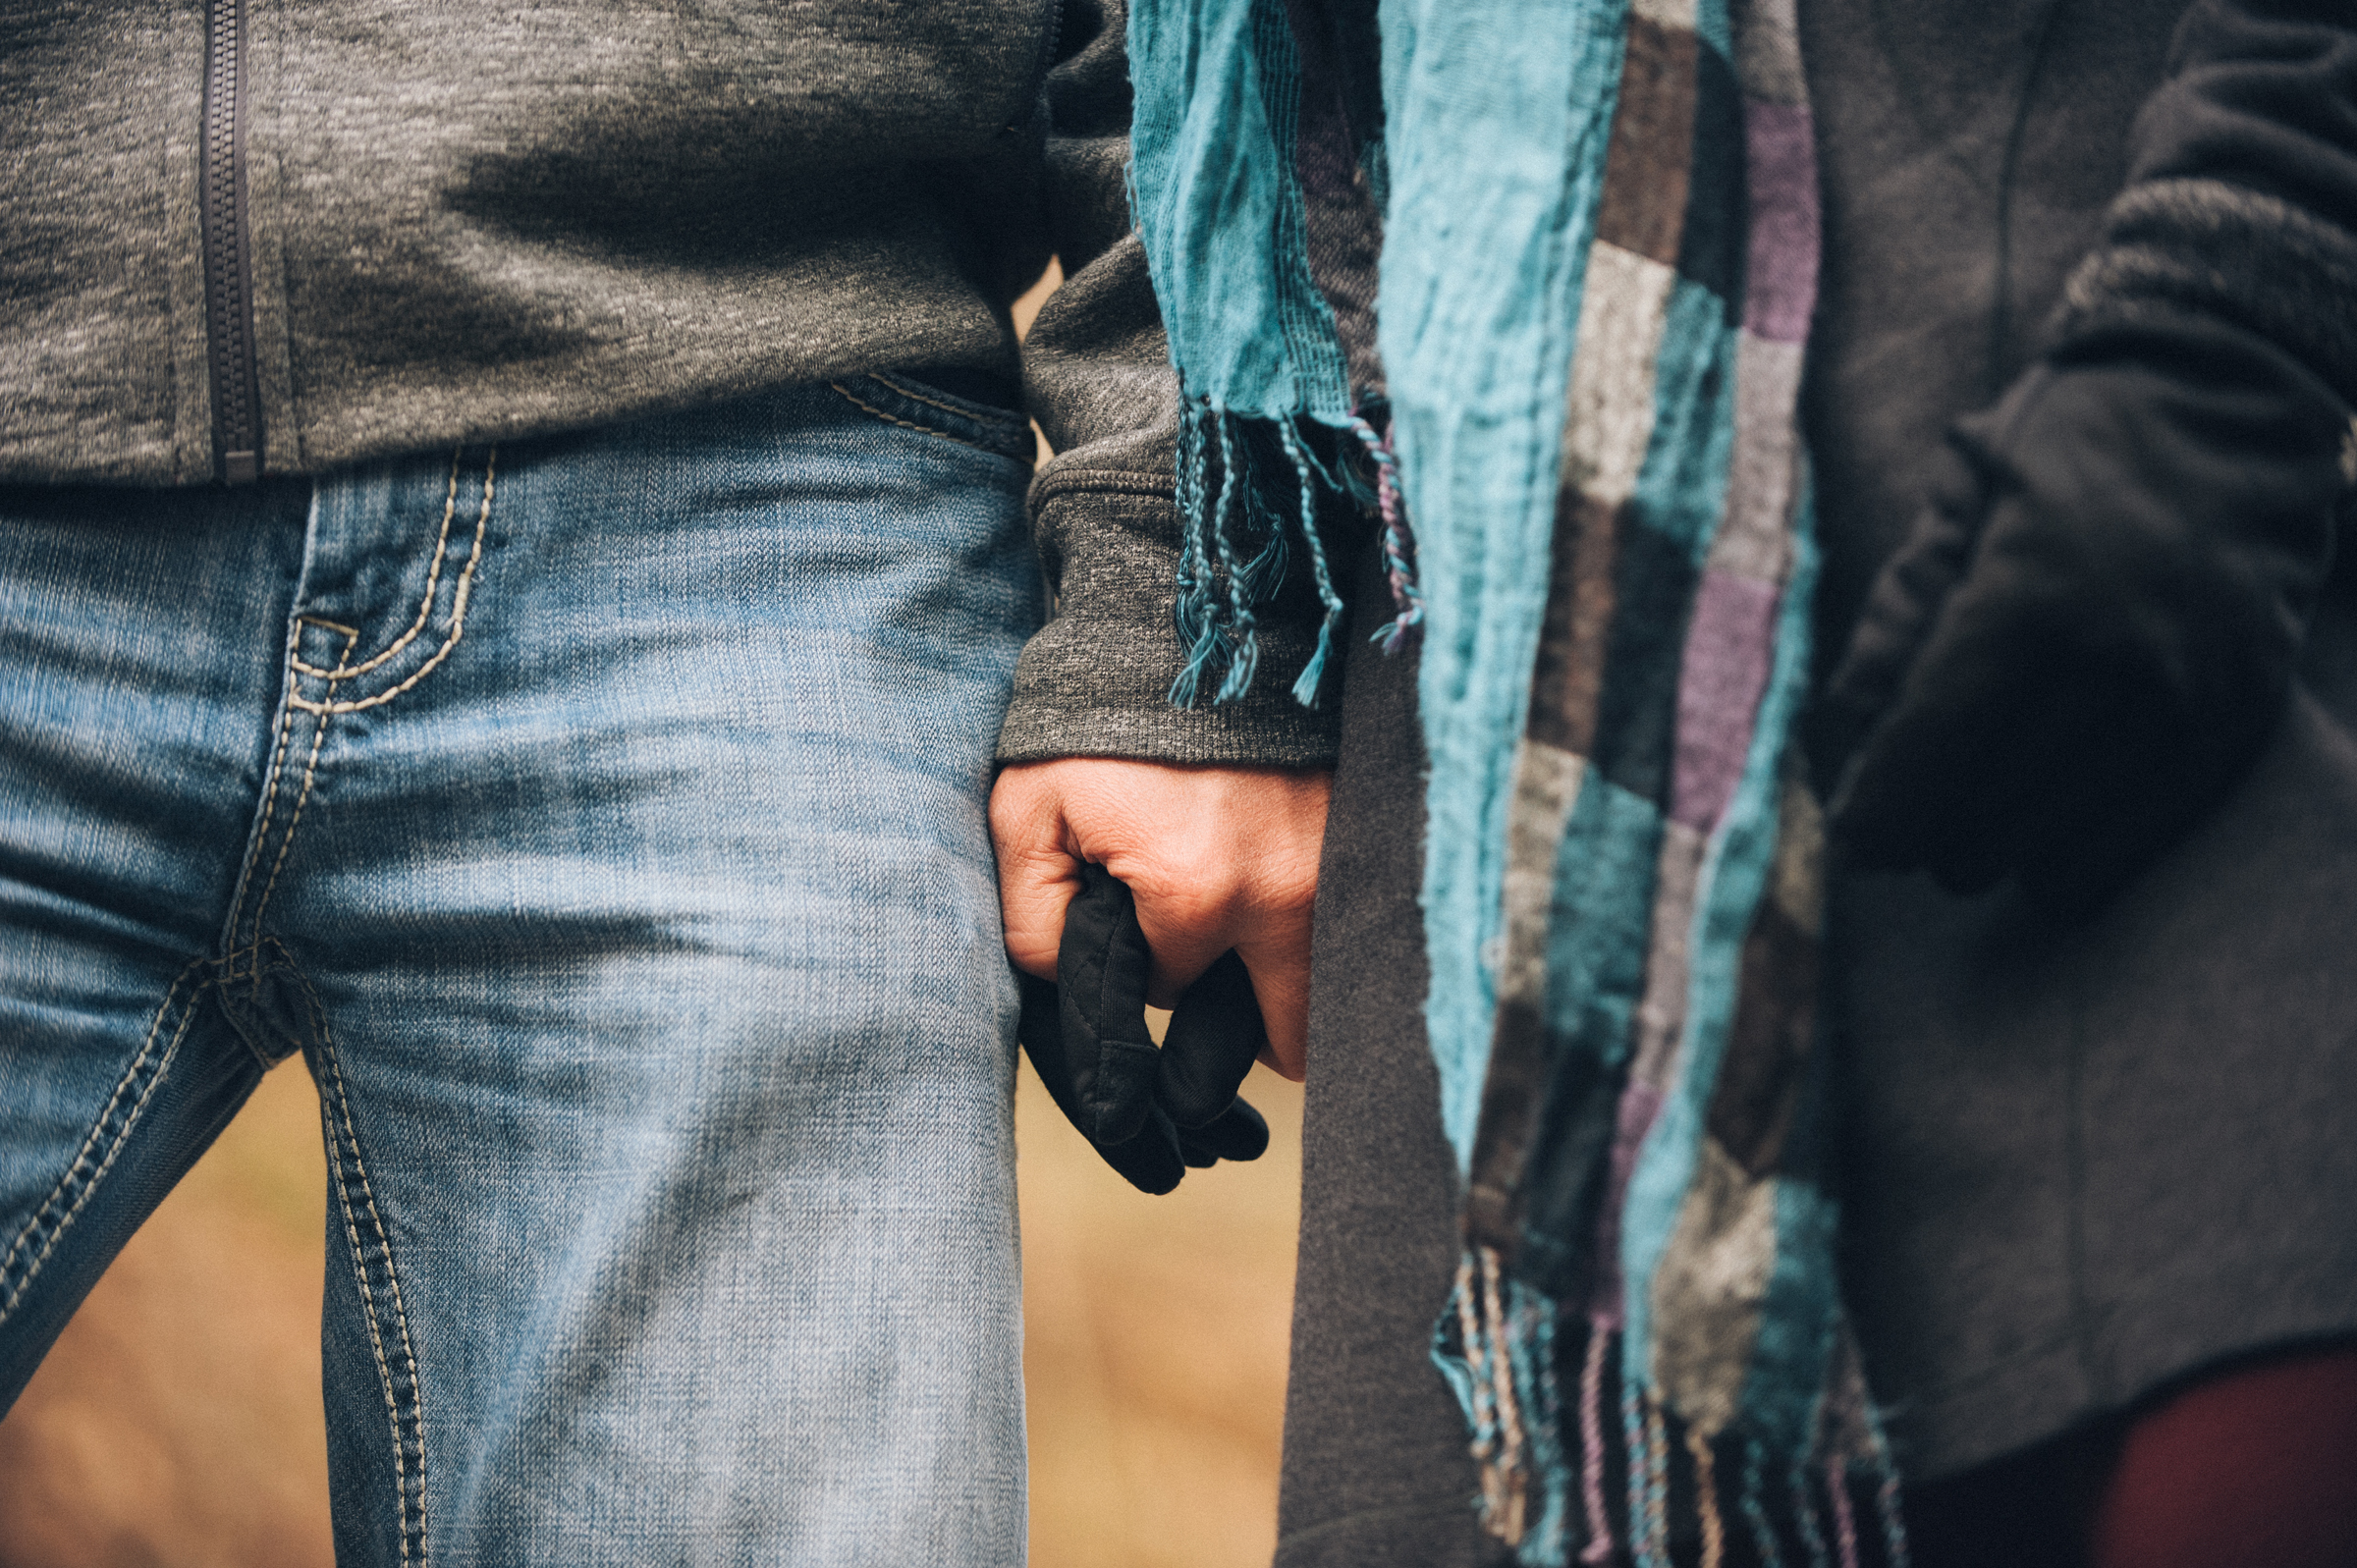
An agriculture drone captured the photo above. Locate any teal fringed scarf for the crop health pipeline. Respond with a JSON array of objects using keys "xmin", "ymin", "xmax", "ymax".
[{"xmin": 1127, "ymin": 0, "xmax": 1909, "ymax": 1562}]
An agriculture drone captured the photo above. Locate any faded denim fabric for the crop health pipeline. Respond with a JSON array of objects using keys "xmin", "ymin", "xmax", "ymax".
[{"xmin": 0, "ymin": 377, "xmax": 1041, "ymax": 1566}]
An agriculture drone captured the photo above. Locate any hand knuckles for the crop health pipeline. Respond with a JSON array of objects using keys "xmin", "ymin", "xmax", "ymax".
[{"xmin": 1135, "ymin": 882, "xmax": 1236, "ymax": 938}]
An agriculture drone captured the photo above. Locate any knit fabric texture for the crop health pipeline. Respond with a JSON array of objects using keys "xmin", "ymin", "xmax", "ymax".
[{"xmin": 1127, "ymin": 0, "xmax": 1908, "ymax": 1562}]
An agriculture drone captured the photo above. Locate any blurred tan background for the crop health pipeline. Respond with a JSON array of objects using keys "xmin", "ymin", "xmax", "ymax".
[{"xmin": 0, "ymin": 1053, "xmax": 1304, "ymax": 1568}]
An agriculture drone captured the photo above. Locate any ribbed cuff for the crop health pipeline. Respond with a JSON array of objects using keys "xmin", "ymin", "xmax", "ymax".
[{"xmin": 995, "ymin": 473, "xmax": 1344, "ymax": 767}]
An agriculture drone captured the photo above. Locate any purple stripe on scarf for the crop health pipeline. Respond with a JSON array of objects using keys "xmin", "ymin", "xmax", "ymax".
[
  {"xmin": 1670, "ymin": 570, "xmax": 1779, "ymax": 831},
  {"xmin": 1587, "ymin": 1078, "xmax": 1663, "ymax": 1325},
  {"xmin": 1740, "ymin": 99, "xmax": 1818, "ymax": 344}
]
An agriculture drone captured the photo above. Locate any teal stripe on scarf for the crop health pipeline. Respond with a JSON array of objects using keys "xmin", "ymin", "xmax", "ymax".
[
  {"xmin": 1637, "ymin": 280, "xmax": 1745, "ymax": 570},
  {"xmin": 1377, "ymin": 0, "xmax": 1628, "ymax": 1160},
  {"xmin": 1130, "ymin": 0, "xmax": 1353, "ymax": 422}
]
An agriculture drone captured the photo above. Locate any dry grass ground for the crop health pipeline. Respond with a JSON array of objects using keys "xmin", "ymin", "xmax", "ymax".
[
  {"xmin": 1019, "ymin": 1060, "xmax": 1301, "ymax": 1568},
  {"xmin": 0, "ymin": 1060, "xmax": 333, "ymax": 1568},
  {"xmin": 0, "ymin": 1052, "xmax": 1302, "ymax": 1568}
]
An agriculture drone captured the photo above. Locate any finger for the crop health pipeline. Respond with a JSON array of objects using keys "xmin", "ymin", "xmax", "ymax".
[
  {"xmin": 1156, "ymin": 950, "xmax": 1268, "ymax": 1127},
  {"xmin": 1097, "ymin": 1111, "xmax": 1187, "ymax": 1196},
  {"xmin": 1176, "ymin": 1098, "xmax": 1270, "ymax": 1165},
  {"xmin": 1124, "ymin": 886, "xmax": 1240, "ymax": 1010},
  {"xmin": 1233, "ymin": 924, "xmax": 1311, "ymax": 1082},
  {"xmin": 1015, "ymin": 970, "xmax": 1081, "ymax": 1113}
]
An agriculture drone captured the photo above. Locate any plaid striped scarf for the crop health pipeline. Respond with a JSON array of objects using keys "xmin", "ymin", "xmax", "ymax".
[{"xmin": 1127, "ymin": 0, "xmax": 1909, "ymax": 1562}]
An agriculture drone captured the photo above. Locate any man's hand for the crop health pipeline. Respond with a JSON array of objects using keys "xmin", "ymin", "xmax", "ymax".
[{"xmin": 990, "ymin": 759, "xmax": 1332, "ymax": 1079}]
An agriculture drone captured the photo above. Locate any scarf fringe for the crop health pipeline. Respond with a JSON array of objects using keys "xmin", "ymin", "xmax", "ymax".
[
  {"xmin": 1347, "ymin": 413, "xmax": 1423, "ymax": 650},
  {"xmin": 1166, "ymin": 398, "xmax": 1412, "ymax": 711},
  {"xmin": 1170, "ymin": 400, "xmax": 1299, "ymax": 707},
  {"xmin": 1436, "ymin": 1246, "xmax": 1914, "ymax": 1568},
  {"xmin": 1279, "ymin": 418, "xmax": 1348, "ymax": 706}
]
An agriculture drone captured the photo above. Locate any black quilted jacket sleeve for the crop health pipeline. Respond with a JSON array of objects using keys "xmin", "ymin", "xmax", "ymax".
[{"xmin": 1823, "ymin": 0, "xmax": 2357, "ymax": 911}]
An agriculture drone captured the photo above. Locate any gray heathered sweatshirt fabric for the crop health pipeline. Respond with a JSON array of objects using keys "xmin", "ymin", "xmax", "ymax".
[
  {"xmin": 0, "ymin": 0, "xmax": 1342, "ymax": 767},
  {"xmin": 4, "ymin": 0, "xmax": 1061, "ymax": 484}
]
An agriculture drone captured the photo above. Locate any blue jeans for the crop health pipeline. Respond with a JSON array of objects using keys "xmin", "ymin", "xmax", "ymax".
[{"xmin": 0, "ymin": 377, "xmax": 1042, "ymax": 1565}]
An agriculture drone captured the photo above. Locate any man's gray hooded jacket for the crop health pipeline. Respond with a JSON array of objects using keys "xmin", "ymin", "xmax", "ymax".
[{"xmin": 0, "ymin": 0, "xmax": 1342, "ymax": 768}]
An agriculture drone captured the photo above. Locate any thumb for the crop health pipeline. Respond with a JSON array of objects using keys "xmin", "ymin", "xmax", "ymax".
[{"xmin": 990, "ymin": 773, "xmax": 1083, "ymax": 982}]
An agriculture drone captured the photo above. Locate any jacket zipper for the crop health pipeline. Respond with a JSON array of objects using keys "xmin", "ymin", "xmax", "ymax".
[
  {"xmin": 1003, "ymin": 0, "xmax": 1062, "ymax": 139},
  {"xmin": 1034, "ymin": 0, "xmax": 1063, "ymax": 108},
  {"xmin": 200, "ymin": 0, "xmax": 261, "ymax": 483}
]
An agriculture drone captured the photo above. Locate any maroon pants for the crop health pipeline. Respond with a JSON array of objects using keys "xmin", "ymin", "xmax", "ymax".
[{"xmin": 1908, "ymin": 1342, "xmax": 2357, "ymax": 1568}]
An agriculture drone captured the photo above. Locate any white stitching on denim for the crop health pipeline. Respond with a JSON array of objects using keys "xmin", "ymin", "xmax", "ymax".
[
  {"xmin": 223, "ymin": 943, "xmax": 307, "ymax": 1068},
  {"xmin": 0, "ymin": 958, "xmax": 210, "ymax": 1325},
  {"xmin": 828, "ymin": 381, "xmax": 1009, "ymax": 457},
  {"xmin": 226, "ymin": 697, "xmax": 304, "ymax": 956},
  {"xmin": 248, "ymin": 664, "xmax": 348, "ymax": 961},
  {"xmin": 289, "ymin": 454, "xmax": 464, "ymax": 679},
  {"xmin": 306, "ymin": 985, "xmax": 429, "ymax": 1567},
  {"xmin": 288, "ymin": 451, "xmax": 495, "ymax": 717},
  {"xmin": 869, "ymin": 371, "xmax": 1025, "ymax": 431},
  {"xmin": 316, "ymin": 1064, "xmax": 413, "ymax": 1565}
]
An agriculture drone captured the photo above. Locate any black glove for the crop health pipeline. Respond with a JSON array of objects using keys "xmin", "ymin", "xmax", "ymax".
[
  {"xmin": 1016, "ymin": 862, "xmax": 1272, "ymax": 1195},
  {"xmin": 1822, "ymin": 317, "xmax": 2352, "ymax": 914}
]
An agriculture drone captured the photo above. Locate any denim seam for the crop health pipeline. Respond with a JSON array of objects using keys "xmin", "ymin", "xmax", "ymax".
[
  {"xmin": 289, "ymin": 449, "xmax": 495, "ymax": 718},
  {"xmin": 219, "ymin": 940, "xmax": 268, "ymax": 972},
  {"xmin": 304, "ymin": 979, "xmax": 430, "ymax": 1567},
  {"xmin": 228, "ymin": 622, "xmax": 350, "ymax": 967},
  {"xmin": 0, "ymin": 957, "xmax": 211, "ymax": 1326},
  {"xmin": 288, "ymin": 452, "xmax": 465, "ymax": 680},
  {"xmin": 828, "ymin": 380, "xmax": 1012, "ymax": 457},
  {"xmin": 216, "ymin": 939, "xmax": 310, "ymax": 1069},
  {"xmin": 868, "ymin": 371, "xmax": 1027, "ymax": 433},
  {"xmin": 248, "ymin": 656, "xmax": 349, "ymax": 959},
  {"xmin": 226, "ymin": 684, "xmax": 306, "ymax": 959}
]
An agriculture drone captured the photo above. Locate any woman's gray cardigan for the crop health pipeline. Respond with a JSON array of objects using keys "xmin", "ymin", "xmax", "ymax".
[{"xmin": 1278, "ymin": 13, "xmax": 2357, "ymax": 1565}]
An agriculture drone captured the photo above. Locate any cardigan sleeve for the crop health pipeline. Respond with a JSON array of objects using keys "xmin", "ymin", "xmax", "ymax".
[
  {"xmin": 999, "ymin": 0, "xmax": 1345, "ymax": 769},
  {"xmin": 2048, "ymin": 0, "xmax": 2357, "ymax": 405}
]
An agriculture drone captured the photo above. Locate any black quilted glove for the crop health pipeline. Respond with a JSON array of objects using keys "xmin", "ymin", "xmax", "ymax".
[
  {"xmin": 1016, "ymin": 862, "xmax": 1271, "ymax": 1195},
  {"xmin": 1822, "ymin": 317, "xmax": 2352, "ymax": 914}
]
